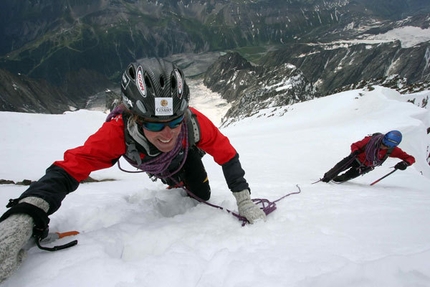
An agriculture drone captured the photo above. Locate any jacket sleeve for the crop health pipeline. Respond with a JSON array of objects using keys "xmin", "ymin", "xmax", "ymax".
[
  {"xmin": 390, "ymin": 147, "xmax": 416, "ymax": 165},
  {"xmin": 19, "ymin": 115, "xmax": 127, "ymax": 214},
  {"xmin": 191, "ymin": 107, "xmax": 237, "ymax": 165},
  {"xmin": 190, "ymin": 107, "xmax": 249, "ymax": 192},
  {"xmin": 19, "ymin": 165, "xmax": 79, "ymax": 215},
  {"xmin": 221, "ymin": 153, "xmax": 249, "ymax": 192},
  {"xmin": 53, "ymin": 115, "xmax": 126, "ymax": 182}
]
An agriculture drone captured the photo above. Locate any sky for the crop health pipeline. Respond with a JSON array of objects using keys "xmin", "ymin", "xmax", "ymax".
[{"xmin": 0, "ymin": 82, "xmax": 430, "ymax": 287}]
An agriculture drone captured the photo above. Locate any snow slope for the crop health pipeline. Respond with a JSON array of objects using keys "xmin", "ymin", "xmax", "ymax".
[
  {"xmin": 0, "ymin": 85, "xmax": 430, "ymax": 287},
  {"xmin": 365, "ymin": 26, "xmax": 430, "ymax": 48}
]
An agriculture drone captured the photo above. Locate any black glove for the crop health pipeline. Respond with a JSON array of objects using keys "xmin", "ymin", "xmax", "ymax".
[{"xmin": 394, "ymin": 161, "xmax": 409, "ymax": 170}]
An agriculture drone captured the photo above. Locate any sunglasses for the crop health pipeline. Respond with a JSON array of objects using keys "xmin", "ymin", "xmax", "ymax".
[{"xmin": 142, "ymin": 115, "xmax": 184, "ymax": 132}]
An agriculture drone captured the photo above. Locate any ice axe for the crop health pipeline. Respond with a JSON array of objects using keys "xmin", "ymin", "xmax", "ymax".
[
  {"xmin": 370, "ymin": 169, "xmax": 397, "ymax": 186},
  {"xmin": 26, "ymin": 230, "xmax": 79, "ymax": 252},
  {"xmin": 36, "ymin": 230, "xmax": 79, "ymax": 251},
  {"xmin": 41, "ymin": 231, "xmax": 80, "ymax": 244}
]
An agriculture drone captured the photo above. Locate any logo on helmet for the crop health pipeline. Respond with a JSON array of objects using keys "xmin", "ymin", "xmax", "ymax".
[
  {"xmin": 136, "ymin": 66, "xmax": 146, "ymax": 98},
  {"xmin": 155, "ymin": 97, "xmax": 173, "ymax": 116},
  {"xmin": 174, "ymin": 70, "xmax": 183, "ymax": 99},
  {"xmin": 160, "ymin": 99, "xmax": 169, "ymax": 107}
]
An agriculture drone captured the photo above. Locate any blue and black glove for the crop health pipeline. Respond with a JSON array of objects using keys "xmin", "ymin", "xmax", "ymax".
[{"xmin": 394, "ymin": 161, "xmax": 409, "ymax": 170}]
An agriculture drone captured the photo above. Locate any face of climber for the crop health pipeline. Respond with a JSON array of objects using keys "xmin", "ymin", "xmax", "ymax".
[{"xmin": 141, "ymin": 116, "xmax": 184, "ymax": 152}]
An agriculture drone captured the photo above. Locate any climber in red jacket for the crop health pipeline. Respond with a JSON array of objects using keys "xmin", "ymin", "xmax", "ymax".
[
  {"xmin": 0, "ymin": 58, "xmax": 266, "ymax": 283},
  {"xmin": 321, "ymin": 130, "xmax": 415, "ymax": 183}
]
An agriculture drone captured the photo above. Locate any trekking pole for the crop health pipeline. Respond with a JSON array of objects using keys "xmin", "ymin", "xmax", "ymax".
[{"xmin": 370, "ymin": 169, "xmax": 397, "ymax": 186}]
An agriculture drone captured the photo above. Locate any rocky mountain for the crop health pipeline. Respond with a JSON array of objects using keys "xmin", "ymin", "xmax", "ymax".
[
  {"xmin": 261, "ymin": 14, "xmax": 430, "ymax": 93},
  {"xmin": 0, "ymin": 67, "xmax": 115, "ymax": 112},
  {"xmin": 204, "ymin": 52, "xmax": 319, "ymax": 126},
  {"xmin": 202, "ymin": 11, "xmax": 430, "ymax": 124},
  {"xmin": 204, "ymin": 36, "xmax": 430, "ymax": 124},
  {"xmin": 0, "ymin": 0, "xmax": 429, "ymax": 114},
  {"xmin": 0, "ymin": 69, "xmax": 74, "ymax": 113},
  {"xmin": 264, "ymin": 41, "xmax": 429, "ymax": 93}
]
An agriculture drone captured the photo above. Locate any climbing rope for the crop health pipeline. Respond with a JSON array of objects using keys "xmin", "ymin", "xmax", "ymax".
[{"xmin": 177, "ymin": 181, "xmax": 302, "ymax": 226}]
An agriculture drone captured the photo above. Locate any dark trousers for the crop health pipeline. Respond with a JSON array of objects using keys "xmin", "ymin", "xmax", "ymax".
[
  {"xmin": 332, "ymin": 160, "xmax": 374, "ymax": 182},
  {"xmin": 333, "ymin": 160, "xmax": 361, "ymax": 182},
  {"xmin": 164, "ymin": 147, "xmax": 211, "ymax": 200},
  {"xmin": 323, "ymin": 153, "xmax": 356, "ymax": 182},
  {"xmin": 323, "ymin": 154, "xmax": 373, "ymax": 183}
]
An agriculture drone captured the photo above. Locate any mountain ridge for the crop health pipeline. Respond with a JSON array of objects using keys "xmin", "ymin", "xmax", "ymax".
[{"xmin": 0, "ymin": 0, "xmax": 429, "ymax": 116}]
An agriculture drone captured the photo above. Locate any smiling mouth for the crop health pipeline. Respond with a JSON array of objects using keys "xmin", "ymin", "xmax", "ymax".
[{"xmin": 159, "ymin": 138, "xmax": 172, "ymax": 144}]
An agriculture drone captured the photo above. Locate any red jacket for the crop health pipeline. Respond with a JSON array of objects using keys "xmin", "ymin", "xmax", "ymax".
[
  {"xmin": 351, "ymin": 135, "xmax": 415, "ymax": 167},
  {"xmin": 53, "ymin": 107, "xmax": 238, "ymax": 182},
  {"xmin": 21, "ymin": 107, "xmax": 247, "ymax": 214}
]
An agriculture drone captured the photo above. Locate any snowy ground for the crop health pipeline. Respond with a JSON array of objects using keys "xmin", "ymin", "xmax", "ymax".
[
  {"xmin": 363, "ymin": 26, "xmax": 430, "ymax": 48},
  {"xmin": 0, "ymin": 84, "xmax": 430, "ymax": 287}
]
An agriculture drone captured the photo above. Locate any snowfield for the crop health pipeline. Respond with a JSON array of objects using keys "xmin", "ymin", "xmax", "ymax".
[{"xmin": 1, "ymin": 84, "xmax": 430, "ymax": 287}]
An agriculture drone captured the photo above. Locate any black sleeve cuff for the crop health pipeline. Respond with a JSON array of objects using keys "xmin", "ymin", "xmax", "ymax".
[{"xmin": 222, "ymin": 153, "xmax": 249, "ymax": 193}]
